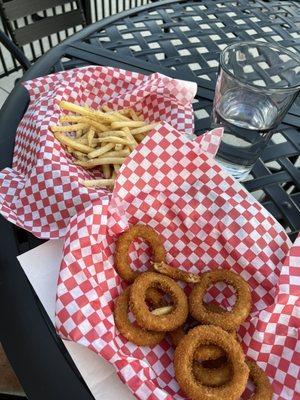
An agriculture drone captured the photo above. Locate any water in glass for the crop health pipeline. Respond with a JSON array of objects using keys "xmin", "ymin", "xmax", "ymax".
[
  {"xmin": 213, "ymin": 88, "xmax": 277, "ymax": 180},
  {"xmin": 213, "ymin": 42, "xmax": 300, "ymax": 181}
]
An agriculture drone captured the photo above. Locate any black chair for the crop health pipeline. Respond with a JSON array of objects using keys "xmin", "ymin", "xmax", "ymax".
[
  {"xmin": 0, "ymin": 0, "xmax": 86, "ymax": 77},
  {"xmin": 0, "ymin": 29, "xmax": 30, "ymax": 71}
]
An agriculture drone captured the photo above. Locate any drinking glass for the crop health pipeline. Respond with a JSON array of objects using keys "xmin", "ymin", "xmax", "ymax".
[{"xmin": 212, "ymin": 41, "xmax": 300, "ymax": 181}]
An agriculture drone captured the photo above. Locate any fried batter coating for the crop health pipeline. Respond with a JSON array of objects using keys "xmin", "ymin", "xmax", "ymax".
[
  {"xmin": 130, "ymin": 272, "xmax": 188, "ymax": 332},
  {"xmin": 245, "ymin": 360, "xmax": 273, "ymax": 400},
  {"xmin": 170, "ymin": 307, "xmax": 237, "ymax": 360},
  {"xmin": 114, "ymin": 287, "xmax": 165, "ymax": 346},
  {"xmin": 189, "ymin": 270, "xmax": 251, "ymax": 331},
  {"xmin": 193, "ymin": 358, "xmax": 232, "ymax": 387},
  {"xmin": 174, "ymin": 325, "xmax": 249, "ymax": 400},
  {"xmin": 152, "ymin": 261, "xmax": 202, "ymax": 283},
  {"xmin": 115, "ymin": 225, "xmax": 166, "ymax": 282}
]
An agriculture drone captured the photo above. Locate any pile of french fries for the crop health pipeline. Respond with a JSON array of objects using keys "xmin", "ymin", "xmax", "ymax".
[{"xmin": 50, "ymin": 101, "xmax": 156, "ymax": 188}]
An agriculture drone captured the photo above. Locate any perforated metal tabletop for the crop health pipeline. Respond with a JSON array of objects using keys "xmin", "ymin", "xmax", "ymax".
[
  {"xmin": 0, "ymin": 2, "xmax": 299, "ymax": 399},
  {"xmin": 53, "ymin": 0, "xmax": 300, "ymax": 239}
]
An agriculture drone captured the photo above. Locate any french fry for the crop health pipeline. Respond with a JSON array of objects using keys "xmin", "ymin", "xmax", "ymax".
[
  {"xmin": 53, "ymin": 102, "xmax": 153, "ymax": 189},
  {"xmin": 59, "ymin": 101, "xmax": 95, "ymax": 117},
  {"xmin": 75, "ymin": 157, "xmax": 126, "ymax": 169},
  {"xmin": 117, "ymin": 108, "xmax": 131, "ymax": 116},
  {"xmin": 76, "ymin": 129, "xmax": 83, "ymax": 139},
  {"xmin": 136, "ymin": 112, "xmax": 144, "ymax": 121},
  {"xmin": 103, "ymin": 105, "xmax": 131, "ymax": 116},
  {"xmin": 96, "ymin": 136, "xmax": 133, "ymax": 146},
  {"xmin": 112, "ymin": 112, "xmax": 131, "ymax": 121},
  {"xmin": 135, "ymin": 133, "xmax": 147, "ymax": 143},
  {"xmin": 82, "ymin": 125, "xmax": 90, "ymax": 135},
  {"xmin": 131, "ymin": 124, "xmax": 157, "ymax": 135},
  {"xmin": 73, "ymin": 151, "xmax": 88, "ymax": 161},
  {"xmin": 92, "ymin": 111, "xmax": 120, "ymax": 124},
  {"xmin": 54, "ymin": 132, "xmax": 94, "ymax": 153},
  {"xmin": 113, "ymin": 164, "xmax": 121, "ymax": 173},
  {"xmin": 102, "ymin": 164, "xmax": 111, "ymax": 178},
  {"xmin": 89, "ymin": 137, "xmax": 127, "ymax": 147},
  {"xmin": 81, "ymin": 117, "xmax": 109, "ymax": 132},
  {"xmin": 99, "ymin": 149, "xmax": 130, "ymax": 158},
  {"xmin": 82, "ymin": 179, "xmax": 115, "ymax": 187},
  {"xmin": 60, "ymin": 115, "xmax": 83, "ymax": 123},
  {"xmin": 111, "ymin": 121, "xmax": 145, "ymax": 129},
  {"xmin": 102, "ymin": 106, "xmax": 126, "ymax": 118},
  {"xmin": 88, "ymin": 142, "xmax": 115, "ymax": 159},
  {"xmin": 96, "ymin": 130, "xmax": 128, "ymax": 138},
  {"xmin": 87, "ymin": 128, "xmax": 95, "ymax": 147},
  {"xmin": 102, "ymin": 105, "xmax": 130, "ymax": 121},
  {"xmin": 101, "ymin": 142, "xmax": 111, "ymax": 178},
  {"xmin": 129, "ymin": 109, "xmax": 140, "ymax": 121},
  {"xmin": 76, "ymin": 137, "xmax": 88, "ymax": 144},
  {"xmin": 102, "ymin": 105, "xmax": 111, "ymax": 113},
  {"xmin": 60, "ymin": 101, "xmax": 114, "ymax": 124},
  {"xmin": 50, "ymin": 123, "xmax": 87, "ymax": 132},
  {"xmin": 115, "ymin": 144, "xmax": 123, "ymax": 151},
  {"xmin": 122, "ymin": 127, "xmax": 137, "ymax": 151}
]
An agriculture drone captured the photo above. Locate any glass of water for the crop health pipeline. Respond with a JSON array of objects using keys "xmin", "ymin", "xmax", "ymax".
[{"xmin": 213, "ymin": 41, "xmax": 300, "ymax": 181}]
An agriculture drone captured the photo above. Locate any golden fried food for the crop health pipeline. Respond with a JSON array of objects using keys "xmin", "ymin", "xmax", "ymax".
[
  {"xmin": 152, "ymin": 261, "xmax": 202, "ymax": 283},
  {"xmin": 245, "ymin": 360, "xmax": 273, "ymax": 400},
  {"xmin": 170, "ymin": 307, "xmax": 237, "ymax": 360},
  {"xmin": 193, "ymin": 358, "xmax": 232, "ymax": 387},
  {"xmin": 189, "ymin": 270, "xmax": 251, "ymax": 331},
  {"xmin": 50, "ymin": 101, "xmax": 157, "ymax": 189},
  {"xmin": 114, "ymin": 225, "xmax": 166, "ymax": 282},
  {"xmin": 114, "ymin": 287, "xmax": 165, "ymax": 346},
  {"xmin": 174, "ymin": 325, "xmax": 249, "ymax": 400},
  {"xmin": 130, "ymin": 272, "xmax": 188, "ymax": 332}
]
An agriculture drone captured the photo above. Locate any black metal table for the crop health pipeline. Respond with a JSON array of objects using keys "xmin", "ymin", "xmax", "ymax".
[{"xmin": 0, "ymin": 1, "xmax": 299, "ymax": 399}]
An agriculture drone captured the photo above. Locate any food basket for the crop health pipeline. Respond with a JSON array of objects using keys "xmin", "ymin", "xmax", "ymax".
[{"xmin": 0, "ymin": 66, "xmax": 299, "ymax": 400}]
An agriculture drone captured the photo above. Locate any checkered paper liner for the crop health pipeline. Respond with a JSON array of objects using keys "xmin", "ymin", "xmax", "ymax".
[
  {"xmin": 0, "ymin": 65, "xmax": 298, "ymax": 399},
  {"xmin": 0, "ymin": 66, "xmax": 196, "ymax": 238},
  {"xmin": 56, "ymin": 124, "xmax": 299, "ymax": 400}
]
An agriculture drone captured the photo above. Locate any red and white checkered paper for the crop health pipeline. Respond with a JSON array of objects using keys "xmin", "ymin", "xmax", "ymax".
[
  {"xmin": 56, "ymin": 124, "xmax": 299, "ymax": 400},
  {"xmin": 0, "ymin": 66, "xmax": 299, "ymax": 400},
  {"xmin": 0, "ymin": 66, "xmax": 196, "ymax": 238}
]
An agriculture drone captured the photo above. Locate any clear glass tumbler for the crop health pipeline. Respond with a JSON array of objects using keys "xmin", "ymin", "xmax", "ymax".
[{"xmin": 212, "ymin": 41, "xmax": 300, "ymax": 181}]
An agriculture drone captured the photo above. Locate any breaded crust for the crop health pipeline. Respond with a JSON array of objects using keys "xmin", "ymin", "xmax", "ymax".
[
  {"xmin": 189, "ymin": 270, "xmax": 251, "ymax": 331},
  {"xmin": 245, "ymin": 360, "xmax": 273, "ymax": 400},
  {"xmin": 114, "ymin": 286, "xmax": 165, "ymax": 346},
  {"xmin": 130, "ymin": 272, "xmax": 188, "ymax": 331},
  {"xmin": 174, "ymin": 325, "xmax": 249, "ymax": 400},
  {"xmin": 115, "ymin": 225, "xmax": 166, "ymax": 282}
]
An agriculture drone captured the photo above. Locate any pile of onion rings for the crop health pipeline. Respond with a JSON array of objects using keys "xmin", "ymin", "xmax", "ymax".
[{"xmin": 113, "ymin": 224, "xmax": 273, "ymax": 400}]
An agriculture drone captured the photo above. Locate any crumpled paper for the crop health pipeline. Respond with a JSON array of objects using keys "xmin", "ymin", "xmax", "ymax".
[{"xmin": 0, "ymin": 66, "xmax": 298, "ymax": 400}]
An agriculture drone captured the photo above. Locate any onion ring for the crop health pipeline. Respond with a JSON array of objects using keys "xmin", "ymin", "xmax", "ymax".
[
  {"xmin": 245, "ymin": 360, "xmax": 273, "ymax": 400},
  {"xmin": 189, "ymin": 270, "xmax": 251, "ymax": 331},
  {"xmin": 170, "ymin": 308, "xmax": 237, "ymax": 361},
  {"xmin": 115, "ymin": 225, "xmax": 166, "ymax": 282},
  {"xmin": 114, "ymin": 287, "xmax": 165, "ymax": 346},
  {"xmin": 130, "ymin": 272, "xmax": 188, "ymax": 332},
  {"xmin": 174, "ymin": 325, "xmax": 249, "ymax": 400},
  {"xmin": 152, "ymin": 261, "xmax": 202, "ymax": 283},
  {"xmin": 193, "ymin": 359, "xmax": 232, "ymax": 387}
]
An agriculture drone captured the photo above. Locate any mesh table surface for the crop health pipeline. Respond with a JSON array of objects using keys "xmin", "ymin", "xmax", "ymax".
[
  {"xmin": 0, "ymin": 3, "xmax": 298, "ymax": 398},
  {"xmin": 47, "ymin": 0, "xmax": 300, "ymax": 239}
]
